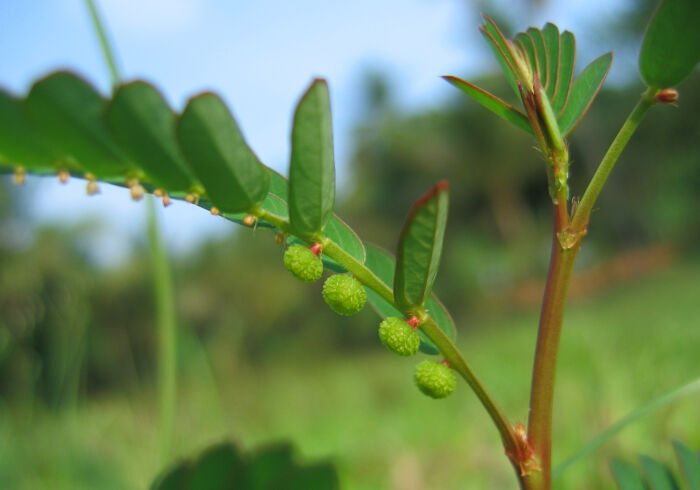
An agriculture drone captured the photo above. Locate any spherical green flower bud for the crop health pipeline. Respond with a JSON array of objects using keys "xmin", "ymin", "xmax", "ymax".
[
  {"xmin": 379, "ymin": 317, "xmax": 420, "ymax": 356},
  {"xmin": 283, "ymin": 244, "xmax": 323, "ymax": 282},
  {"xmin": 414, "ymin": 360, "xmax": 456, "ymax": 399},
  {"xmin": 322, "ymin": 274, "xmax": 366, "ymax": 316}
]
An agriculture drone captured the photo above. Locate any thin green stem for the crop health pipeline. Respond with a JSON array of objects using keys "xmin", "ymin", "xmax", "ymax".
[
  {"xmin": 254, "ymin": 207, "xmax": 521, "ymax": 469},
  {"xmin": 83, "ymin": 0, "xmax": 120, "ymax": 86},
  {"xmin": 147, "ymin": 198, "xmax": 177, "ymax": 464},
  {"xmin": 571, "ymin": 87, "xmax": 657, "ymax": 233}
]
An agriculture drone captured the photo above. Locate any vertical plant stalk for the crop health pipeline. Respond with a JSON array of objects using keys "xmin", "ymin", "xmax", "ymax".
[
  {"xmin": 524, "ymin": 88, "xmax": 659, "ymax": 489},
  {"xmin": 83, "ymin": 0, "xmax": 179, "ymax": 463},
  {"xmin": 84, "ymin": 0, "xmax": 120, "ymax": 86},
  {"xmin": 147, "ymin": 199, "xmax": 177, "ymax": 463}
]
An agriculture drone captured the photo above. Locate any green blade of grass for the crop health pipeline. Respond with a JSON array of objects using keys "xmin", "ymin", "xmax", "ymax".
[{"xmin": 553, "ymin": 376, "xmax": 700, "ymax": 480}]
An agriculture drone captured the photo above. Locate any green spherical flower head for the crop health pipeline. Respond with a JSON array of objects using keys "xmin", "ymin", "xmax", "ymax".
[
  {"xmin": 322, "ymin": 274, "xmax": 366, "ymax": 316},
  {"xmin": 283, "ymin": 244, "xmax": 323, "ymax": 282},
  {"xmin": 414, "ymin": 360, "xmax": 456, "ymax": 399},
  {"xmin": 379, "ymin": 317, "xmax": 421, "ymax": 356}
]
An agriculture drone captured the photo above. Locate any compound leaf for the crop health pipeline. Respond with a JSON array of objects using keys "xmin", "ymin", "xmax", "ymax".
[
  {"xmin": 542, "ymin": 23, "xmax": 560, "ymax": 100},
  {"xmin": 552, "ymin": 31, "xmax": 576, "ymax": 115},
  {"xmin": 178, "ymin": 92, "xmax": 269, "ymax": 213}
]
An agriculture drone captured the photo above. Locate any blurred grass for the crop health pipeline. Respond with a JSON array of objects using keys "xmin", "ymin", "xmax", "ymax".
[{"xmin": 0, "ymin": 262, "xmax": 698, "ymax": 490}]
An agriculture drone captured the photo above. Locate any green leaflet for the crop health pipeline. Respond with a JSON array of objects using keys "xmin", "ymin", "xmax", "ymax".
[
  {"xmin": 363, "ymin": 243, "xmax": 456, "ymax": 355},
  {"xmin": 394, "ymin": 181, "xmax": 449, "ymax": 311},
  {"xmin": 640, "ymin": 0, "xmax": 700, "ymax": 88},
  {"xmin": 542, "ymin": 23, "xmax": 560, "ymax": 100},
  {"xmin": 178, "ymin": 92, "xmax": 269, "ymax": 213},
  {"xmin": 24, "ymin": 71, "xmax": 128, "ymax": 178},
  {"xmin": 515, "ymin": 32, "xmax": 538, "ymax": 80},
  {"xmin": 527, "ymin": 27, "xmax": 548, "ymax": 88},
  {"xmin": 638, "ymin": 455, "xmax": 680, "ymax": 490},
  {"xmin": 557, "ymin": 52, "xmax": 613, "ymax": 136},
  {"xmin": 0, "ymin": 90, "xmax": 57, "ymax": 169},
  {"xmin": 673, "ymin": 440, "xmax": 700, "ymax": 489},
  {"xmin": 443, "ymin": 76, "xmax": 533, "ymax": 134},
  {"xmin": 552, "ymin": 31, "xmax": 576, "ymax": 115},
  {"xmin": 610, "ymin": 459, "xmax": 649, "ymax": 490},
  {"xmin": 480, "ymin": 16, "xmax": 520, "ymax": 99},
  {"xmin": 288, "ymin": 79, "xmax": 336, "ymax": 236},
  {"xmin": 107, "ymin": 81, "xmax": 195, "ymax": 191}
]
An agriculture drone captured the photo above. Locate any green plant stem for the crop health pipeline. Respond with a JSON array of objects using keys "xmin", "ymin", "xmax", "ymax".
[
  {"xmin": 83, "ymin": 0, "xmax": 120, "ymax": 87},
  {"xmin": 571, "ymin": 87, "xmax": 657, "ymax": 233},
  {"xmin": 525, "ymin": 232, "xmax": 581, "ymax": 489},
  {"xmin": 525, "ymin": 87, "xmax": 658, "ymax": 490},
  {"xmin": 254, "ymin": 208, "xmax": 521, "ymax": 466},
  {"xmin": 147, "ymin": 198, "xmax": 177, "ymax": 464}
]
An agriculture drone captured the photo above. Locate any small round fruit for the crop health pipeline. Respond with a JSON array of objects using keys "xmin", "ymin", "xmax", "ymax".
[
  {"xmin": 414, "ymin": 360, "xmax": 456, "ymax": 399},
  {"xmin": 378, "ymin": 317, "xmax": 420, "ymax": 356},
  {"xmin": 322, "ymin": 274, "xmax": 366, "ymax": 316},
  {"xmin": 283, "ymin": 244, "xmax": 323, "ymax": 282}
]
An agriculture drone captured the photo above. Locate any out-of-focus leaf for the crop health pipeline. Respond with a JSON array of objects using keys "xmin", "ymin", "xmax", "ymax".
[
  {"xmin": 443, "ymin": 76, "xmax": 533, "ymax": 134},
  {"xmin": 178, "ymin": 92, "xmax": 269, "ymax": 213},
  {"xmin": 363, "ymin": 244, "xmax": 456, "ymax": 355},
  {"xmin": 284, "ymin": 463, "xmax": 339, "ymax": 490},
  {"xmin": 673, "ymin": 440, "xmax": 700, "ymax": 489},
  {"xmin": 107, "ymin": 81, "xmax": 194, "ymax": 191},
  {"xmin": 639, "ymin": 0, "xmax": 700, "ymax": 88},
  {"xmin": 244, "ymin": 444, "xmax": 295, "ymax": 490},
  {"xmin": 0, "ymin": 90, "xmax": 58, "ymax": 169},
  {"xmin": 542, "ymin": 23, "xmax": 560, "ymax": 100},
  {"xmin": 187, "ymin": 443, "xmax": 245, "ymax": 490},
  {"xmin": 25, "ymin": 71, "xmax": 128, "ymax": 177},
  {"xmin": 557, "ymin": 52, "xmax": 613, "ymax": 136},
  {"xmin": 527, "ymin": 27, "xmax": 548, "ymax": 88},
  {"xmin": 150, "ymin": 464, "xmax": 193, "ymax": 490},
  {"xmin": 552, "ymin": 31, "xmax": 576, "ymax": 115},
  {"xmin": 638, "ymin": 455, "xmax": 680, "ymax": 490},
  {"xmin": 288, "ymin": 79, "xmax": 335, "ymax": 236},
  {"xmin": 394, "ymin": 181, "xmax": 449, "ymax": 311},
  {"xmin": 610, "ymin": 459, "xmax": 649, "ymax": 490}
]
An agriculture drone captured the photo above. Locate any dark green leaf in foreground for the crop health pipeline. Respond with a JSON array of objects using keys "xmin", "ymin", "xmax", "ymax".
[
  {"xmin": 107, "ymin": 81, "xmax": 194, "ymax": 191},
  {"xmin": 610, "ymin": 459, "xmax": 649, "ymax": 490},
  {"xmin": 187, "ymin": 443, "xmax": 245, "ymax": 490},
  {"xmin": 638, "ymin": 455, "xmax": 680, "ymax": 490},
  {"xmin": 557, "ymin": 52, "xmax": 613, "ymax": 136},
  {"xmin": 552, "ymin": 31, "xmax": 576, "ymax": 115},
  {"xmin": 0, "ymin": 90, "xmax": 57, "ymax": 169},
  {"xmin": 394, "ymin": 181, "xmax": 449, "ymax": 311},
  {"xmin": 443, "ymin": 76, "xmax": 533, "ymax": 134},
  {"xmin": 179, "ymin": 93, "xmax": 269, "ymax": 213},
  {"xmin": 243, "ymin": 444, "xmax": 295, "ymax": 489},
  {"xmin": 24, "ymin": 71, "xmax": 128, "ymax": 177},
  {"xmin": 285, "ymin": 463, "xmax": 339, "ymax": 490},
  {"xmin": 673, "ymin": 440, "xmax": 700, "ymax": 489},
  {"xmin": 640, "ymin": 0, "xmax": 700, "ymax": 88},
  {"xmin": 364, "ymin": 244, "xmax": 456, "ymax": 354},
  {"xmin": 288, "ymin": 79, "xmax": 335, "ymax": 236}
]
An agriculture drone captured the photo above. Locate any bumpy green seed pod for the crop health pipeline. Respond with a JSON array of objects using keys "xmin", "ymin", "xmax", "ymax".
[
  {"xmin": 283, "ymin": 244, "xmax": 323, "ymax": 282},
  {"xmin": 414, "ymin": 360, "xmax": 456, "ymax": 399},
  {"xmin": 378, "ymin": 317, "xmax": 420, "ymax": 356},
  {"xmin": 322, "ymin": 274, "xmax": 366, "ymax": 316}
]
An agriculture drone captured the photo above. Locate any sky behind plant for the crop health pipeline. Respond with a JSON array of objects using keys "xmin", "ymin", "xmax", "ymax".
[{"xmin": 0, "ymin": 0, "xmax": 632, "ymax": 264}]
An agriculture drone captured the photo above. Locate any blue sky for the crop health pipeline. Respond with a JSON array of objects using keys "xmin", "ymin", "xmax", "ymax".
[{"xmin": 0, "ymin": 0, "xmax": 635, "ymax": 264}]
